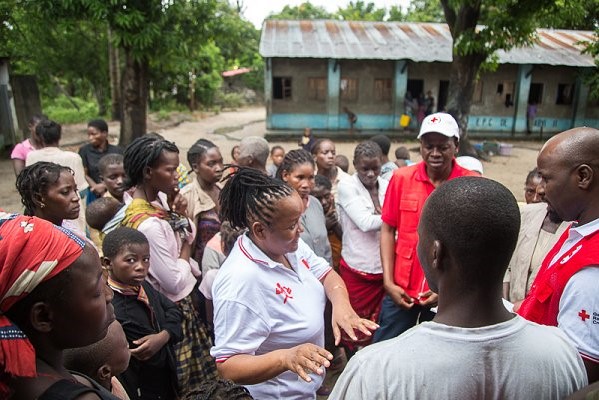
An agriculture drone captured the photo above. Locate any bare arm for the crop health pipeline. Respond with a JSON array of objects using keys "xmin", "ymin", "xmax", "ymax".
[
  {"xmin": 381, "ymin": 222, "xmax": 413, "ymax": 308},
  {"xmin": 217, "ymin": 345, "xmax": 332, "ymax": 384},
  {"xmin": 12, "ymin": 159, "xmax": 25, "ymax": 177},
  {"xmin": 321, "ymin": 270, "xmax": 378, "ymax": 345}
]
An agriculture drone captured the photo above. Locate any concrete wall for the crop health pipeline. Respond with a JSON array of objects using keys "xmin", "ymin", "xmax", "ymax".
[
  {"xmin": 271, "ymin": 58, "xmax": 327, "ymax": 114},
  {"xmin": 471, "ymin": 64, "xmax": 519, "ymax": 117},
  {"xmin": 267, "ymin": 57, "xmax": 598, "ymax": 133},
  {"xmin": 337, "ymin": 60, "xmax": 394, "ymax": 114}
]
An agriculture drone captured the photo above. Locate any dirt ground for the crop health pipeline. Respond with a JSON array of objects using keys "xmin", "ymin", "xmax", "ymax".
[{"xmin": 0, "ymin": 106, "xmax": 542, "ymax": 213}]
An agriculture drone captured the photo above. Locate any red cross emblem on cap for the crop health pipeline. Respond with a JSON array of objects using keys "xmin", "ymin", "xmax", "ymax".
[
  {"xmin": 579, "ymin": 309, "xmax": 590, "ymax": 322},
  {"xmin": 430, "ymin": 116, "xmax": 440, "ymax": 123}
]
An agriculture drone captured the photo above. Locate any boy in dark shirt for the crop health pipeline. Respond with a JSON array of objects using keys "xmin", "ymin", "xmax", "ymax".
[{"xmin": 103, "ymin": 227, "xmax": 183, "ymax": 400}]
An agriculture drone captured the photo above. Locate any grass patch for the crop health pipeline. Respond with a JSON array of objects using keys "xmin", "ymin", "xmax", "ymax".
[{"xmin": 43, "ymin": 95, "xmax": 100, "ymax": 124}]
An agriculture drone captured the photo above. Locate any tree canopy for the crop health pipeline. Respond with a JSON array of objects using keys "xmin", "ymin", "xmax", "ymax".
[{"xmin": 2, "ymin": 0, "xmax": 262, "ymax": 144}]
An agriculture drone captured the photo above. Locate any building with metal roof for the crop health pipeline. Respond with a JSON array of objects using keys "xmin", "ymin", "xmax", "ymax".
[{"xmin": 260, "ymin": 20, "xmax": 598, "ymax": 135}]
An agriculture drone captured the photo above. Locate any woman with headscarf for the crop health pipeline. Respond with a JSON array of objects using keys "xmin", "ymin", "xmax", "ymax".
[{"xmin": 0, "ymin": 213, "xmax": 116, "ymax": 399}]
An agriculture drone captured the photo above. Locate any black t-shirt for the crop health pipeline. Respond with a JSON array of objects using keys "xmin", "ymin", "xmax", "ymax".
[{"xmin": 78, "ymin": 143, "xmax": 123, "ymax": 183}]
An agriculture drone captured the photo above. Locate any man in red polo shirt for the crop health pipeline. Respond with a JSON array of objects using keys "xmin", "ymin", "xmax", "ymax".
[
  {"xmin": 373, "ymin": 112, "xmax": 478, "ymax": 342},
  {"xmin": 518, "ymin": 127, "xmax": 599, "ymax": 383}
]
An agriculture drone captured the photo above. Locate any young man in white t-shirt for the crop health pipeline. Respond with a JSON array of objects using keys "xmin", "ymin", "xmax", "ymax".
[{"xmin": 330, "ymin": 177, "xmax": 587, "ymax": 400}]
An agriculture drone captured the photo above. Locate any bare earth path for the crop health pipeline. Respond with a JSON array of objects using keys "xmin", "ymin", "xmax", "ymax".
[{"xmin": 1, "ymin": 106, "xmax": 541, "ymax": 213}]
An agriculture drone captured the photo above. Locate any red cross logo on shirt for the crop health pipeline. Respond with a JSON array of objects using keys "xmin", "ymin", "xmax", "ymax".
[
  {"xmin": 579, "ymin": 309, "xmax": 590, "ymax": 322},
  {"xmin": 430, "ymin": 116, "xmax": 440, "ymax": 123},
  {"xmin": 276, "ymin": 283, "xmax": 293, "ymax": 304}
]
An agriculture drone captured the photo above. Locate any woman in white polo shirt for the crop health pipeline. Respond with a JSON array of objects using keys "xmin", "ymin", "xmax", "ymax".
[{"xmin": 211, "ymin": 167, "xmax": 377, "ymax": 400}]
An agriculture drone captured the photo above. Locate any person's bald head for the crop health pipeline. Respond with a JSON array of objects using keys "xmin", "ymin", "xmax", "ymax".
[
  {"xmin": 541, "ymin": 127, "xmax": 599, "ymax": 170},
  {"xmin": 238, "ymin": 136, "xmax": 269, "ymax": 172},
  {"xmin": 537, "ymin": 127, "xmax": 599, "ymax": 224}
]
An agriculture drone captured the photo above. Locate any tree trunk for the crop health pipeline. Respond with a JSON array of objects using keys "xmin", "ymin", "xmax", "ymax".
[
  {"xmin": 93, "ymin": 84, "xmax": 107, "ymax": 116},
  {"xmin": 108, "ymin": 27, "xmax": 122, "ymax": 121},
  {"xmin": 445, "ymin": 52, "xmax": 487, "ymax": 157},
  {"xmin": 120, "ymin": 48, "xmax": 148, "ymax": 146}
]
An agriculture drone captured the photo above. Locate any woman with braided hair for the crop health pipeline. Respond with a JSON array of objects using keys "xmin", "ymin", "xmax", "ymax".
[
  {"xmin": 211, "ymin": 167, "xmax": 378, "ymax": 400},
  {"xmin": 121, "ymin": 135, "xmax": 217, "ymax": 397},
  {"xmin": 16, "ymin": 161, "xmax": 87, "ymax": 239},
  {"xmin": 277, "ymin": 148, "xmax": 331, "ymax": 264}
]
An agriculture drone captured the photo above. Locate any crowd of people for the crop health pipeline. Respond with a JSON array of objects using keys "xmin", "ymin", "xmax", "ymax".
[{"xmin": 1, "ymin": 112, "xmax": 598, "ymax": 399}]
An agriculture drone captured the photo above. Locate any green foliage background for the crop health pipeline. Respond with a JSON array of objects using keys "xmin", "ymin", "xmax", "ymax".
[{"xmin": 1, "ymin": 0, "xmax": 597, "ymax": 125}]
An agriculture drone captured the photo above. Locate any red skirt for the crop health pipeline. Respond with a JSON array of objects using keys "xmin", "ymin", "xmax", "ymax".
[{"xmin": 339, "ymin": 258, "xmax": 385, "ymax": 349}]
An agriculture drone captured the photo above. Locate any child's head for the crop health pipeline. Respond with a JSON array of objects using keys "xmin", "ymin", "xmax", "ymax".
[
  {"xmin": 36, "ymin": 119, "xmax": 61, "ymax": 146},
  {"xmin": 220, "ymin": 221, "xmax": 244, "ymax": 257},
  {"xmin": 87, "ymin": 119, "xmax": 109, "ymax": 148},
  {"xmin": 63, "ymin": 320, "xmax": 130, "ymax": 390},
  {"xmin": 102, "ymin": 227, "xmax": 150, "ymax": 286},
  {"xmin": 0, "ymin": 214, "xmax": 114, "ymax": 396},
  {"xmin": 335, "ymin": 154, "xmax": 349, "ymax": 173},
  {"xmin": 231, "ymin": 145, "xmax": 241, "ymax": 164},
  {"xmin": 28, "ymin": 114, "xmax": 47, "ymax": 142},
  {"xmin": 270, "ymin": 145, "xmax": 285, "ymax": 168},
  {"xmin": 395, "ymin": 146, "xmax": 410, "ymax": 161},
  {"xmin": 353, "ymin": 141, "xmax": 382, "ymax": 189},
  {"xmin": 370, "ymin": 135, "xmax": 391, "ymax": 157},
  {"xmin": 182, "ymin": 379, "xmax": 253, "ymax": 400},
  {"xmin": 86, "ymin": 197, "xmax": 123, "ymax": 231},
  {"xmin": 312, "ymin": 174, "xmax": 333, "ymax": 213},
  {"xmin": 98, "ymin": 153, "xmax": 126, "ymax": 201}
]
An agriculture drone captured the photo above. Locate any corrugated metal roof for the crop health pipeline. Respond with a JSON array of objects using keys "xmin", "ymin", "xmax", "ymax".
[{"xmin": 259, "ymin": 20, "xmax": 596, "ymax": 67}]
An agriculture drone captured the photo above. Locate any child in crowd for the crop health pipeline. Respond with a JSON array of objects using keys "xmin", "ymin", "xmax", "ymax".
[
  {"xmin": 79, "ymin": 119, "xmax": 123, "ymax": 204},
  {"xmin": 11, "ymin": 113, "xmax": 46, "ymax": 176},
  {"xmin": 266, "ymin": 145, "xmax": 285, "ymax": 178},
  {"xmin": 335, "ymin": 154, "xmax": 350, "ymax": 174},
  {"xmin": 336, "ymin": 141, "xmax": 388, "ymax": 354},
  {"xmin": 103, "ymin": 227, "xmax": 184, "ymax": 400},
  {"xmin": 64, "ymin": 320, "xmax": 131, "ymax": 399},
  {"xmin": 98, "ymin": 154, "xmax": 127, "ymax": 202},
  {"xmin": 0, "ymin": 213, "xmax": 116, "ymax": 399},
  {"xmin": 312, "ymin": 174, "xmax": 342, "ymax": 271},
  {"xmin": 299, "ymin": 127, "xmax": 315, "ymax": 152},
  {"xmin": 231, "ymin": 145, "xmax": 240, "ymax": 164},
  {"xmin": 86, "ymin": 197, "xmax": 125, "ymax": 249},
  {"xmin": 394, "ymin": 146, "xmax": 412, "ymax": 168},
  {"xmin": 370, "ymin": 134, "xmax": 398, "ymax": 180}
]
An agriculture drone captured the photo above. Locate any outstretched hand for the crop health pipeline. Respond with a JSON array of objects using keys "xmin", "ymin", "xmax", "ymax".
[
  {"xmin": 331, "ymin": 303, "xmax": 379, "ymax": 346},
  {"xmin": 282, "ymin": 344, "xmax": 333, "ymax": 382}
]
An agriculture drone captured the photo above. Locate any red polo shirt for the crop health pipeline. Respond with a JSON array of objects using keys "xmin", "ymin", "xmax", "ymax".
[{"xmin": 382, "ymin": 160, "xmax": 477, "ymax": 300}]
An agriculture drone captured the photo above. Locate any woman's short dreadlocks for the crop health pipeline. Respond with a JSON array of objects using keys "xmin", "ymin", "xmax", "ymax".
[
  {"xmin": 219, "ymin": 166, "xmax": 293, "ymax": 230},
  {"xmin": 123, "ymin": 135, "xmax": 179, "ymax": 188},
  {"xmin": 275, "ymin": 148, "xmax": 314, "ymax": 180}
]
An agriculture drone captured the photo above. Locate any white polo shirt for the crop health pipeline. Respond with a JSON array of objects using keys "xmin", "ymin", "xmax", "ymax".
[
  {"xmin": 211, "ymin": 234, "xmax": 332, "ymax": 400},
  {"xmin": 551, "ymin": 217, "xmax": 599, "ymax": 364}
]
